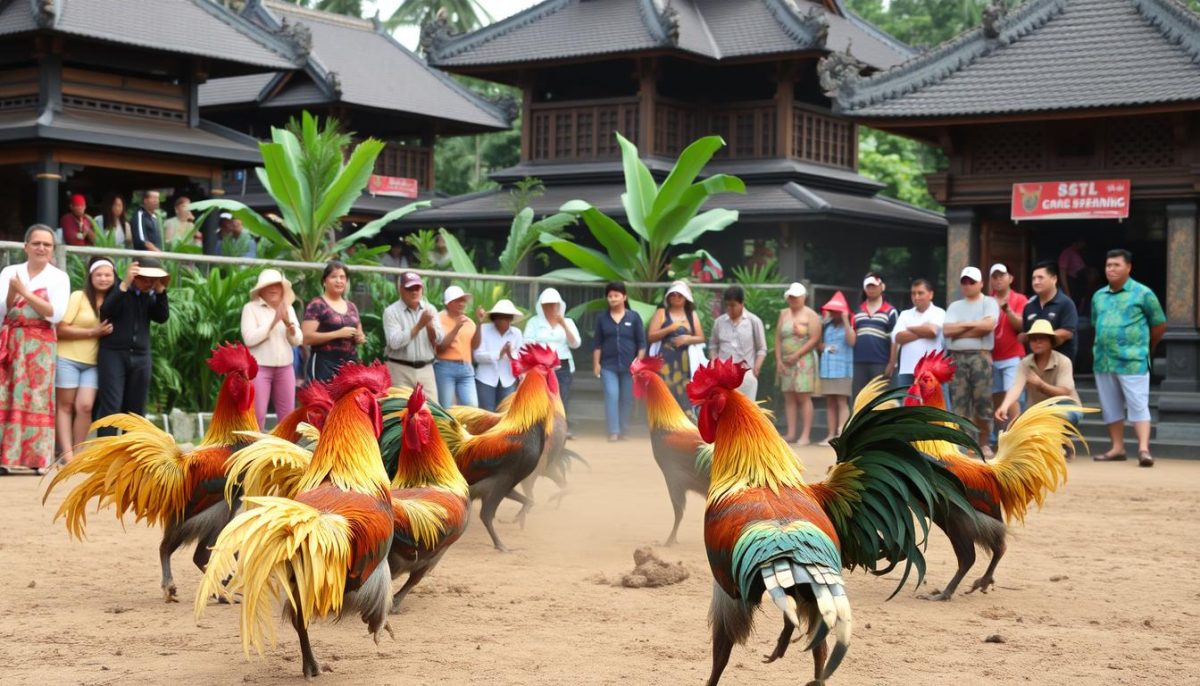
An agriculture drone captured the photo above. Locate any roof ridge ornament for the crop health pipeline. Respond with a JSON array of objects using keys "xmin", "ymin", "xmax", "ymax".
[
  {"xmin": 35, "ymin": 0, "xmax": 55, "ymax": 29},
  {"xmin": 420, "ymin": 8, "xmax": 457, "ymax": 57},
  {"xmin": 982, "ymin": 0, "xmax": 1008, "ymax": 39},
  {"xmin": 1132, "ymin": 0, "xmax": 1200, "ymax": 64},
  {"xmin": 808, "ymin": 7, "xmax": 831, "ymax": 48},
  {"xmin": 817, "ymin": 42, "xmax": 865, "ymax": 98},
  {"xmin": 659, "ymin": 1, "xmax": 681, "ymax": 46},
  {"xmin": 276, "ymin": 17, "xmax": 312, "ymax": 58}
]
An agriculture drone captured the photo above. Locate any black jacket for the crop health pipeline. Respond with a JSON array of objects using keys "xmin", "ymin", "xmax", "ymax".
[{"xmin": 99, "ymin": 286, "xmax": 169, "ymax": 352}]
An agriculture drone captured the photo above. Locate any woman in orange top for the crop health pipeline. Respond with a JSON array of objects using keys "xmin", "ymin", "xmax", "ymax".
[{"xmin": 434, "ymin": 285, "xmax": 480, "ymax": 407}]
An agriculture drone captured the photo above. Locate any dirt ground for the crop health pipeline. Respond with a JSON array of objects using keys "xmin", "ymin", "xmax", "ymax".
[{"xmin": 5, "ymin": 437, "xmax": 1200, "ymax": 686}]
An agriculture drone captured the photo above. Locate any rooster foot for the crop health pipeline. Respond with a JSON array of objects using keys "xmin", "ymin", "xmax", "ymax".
[
  {"xmin": 917, "ymin": 589, "xmax": 953, "ymax": 602},
  {"xmin": 966, "ymin": 576, "xmax": 994, "ymax": 594},
  {"xmin": 388, "ymin": 599, "xmax": 404, "ymax": 615},
  {"xmin": 302, "ymin": 659, "xmax": 321, "ymax": 681},
  {"xmin": 216, "ymin": 592, "xmax": 243, "ymax": 605},
  {"xmin": 762, "ymin": 649, "xmax": 786, "ymax": 664},
  {"xmin": 372, "ymin": 623, "xmax": 395, "ymax": 645},
  {"xmin": 162, "ymin": 584, "xmax": 179, "ymax": 603}
]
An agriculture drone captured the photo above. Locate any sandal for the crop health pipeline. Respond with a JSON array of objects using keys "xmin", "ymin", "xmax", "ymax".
[
  {"xmin": 1137, "ymin": 451, "xmax": 1154, "ymax": 468},
  {"xmin": 1092, "ymin": 452, "xmax": 1128, "ymax": 462}
]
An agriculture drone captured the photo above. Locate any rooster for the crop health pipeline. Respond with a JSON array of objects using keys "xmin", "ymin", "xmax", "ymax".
[
  {"xmin": 270, "ymin": 381, "xmax": 334, "ymax": 444},
  {"xmin": 630, "ymin": 356, "xmax": 712, "ymax": 545},
  {"xmin": 381, "ymin": 344, "xmax": 559, "ymax": 552},
  {"xmin": 196, "ymin": 362, "xmax": 394, "ymax": 680},
  {"xmin": 690, "ymin": 358, "xmax": 976, "ymax": 685},
  {"xmin": 381, "ymin": 383, "xmax": 470, "ymax": 613},
  {"xmin": 44, "ymin": 343, "xmax": 259, "ymax": 602},
  {"xmin": 866, "ymin": 351, "xmax": 1089, "ymax": 601}
]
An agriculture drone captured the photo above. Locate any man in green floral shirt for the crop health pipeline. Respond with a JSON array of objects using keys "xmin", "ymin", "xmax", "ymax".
[{"xmin": 1091, "ymin": 249, "xmax": 1166, "ymax": 467}]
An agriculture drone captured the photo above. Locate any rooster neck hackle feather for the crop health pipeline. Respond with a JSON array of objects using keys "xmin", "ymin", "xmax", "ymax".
[
  {"xmin": 392, "ymin": 412, "xmax": 469, "ymax": 498},
  {"xmin": 202, "ymin": 373, "xmax": 260, "ymax": 447},
  {"xmin": 296, "ymin": 388, "xmax": 390, "ymax": 496},
  {"xmin": 641, "ymin": 371, "xmax": 695, "ymax": 432},
  {"xmin": 707, "ymin": 390, "xmax": 806, "ymax": 505}
]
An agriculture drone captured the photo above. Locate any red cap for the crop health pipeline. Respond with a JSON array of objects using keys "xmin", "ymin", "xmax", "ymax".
[
  {"xmin": 821, "ymin": 290, "xmax": 851, "ymax": 314},
  {"xmin": 69, "ymin": 194, "xmax": 86, "ymax": 207},
  {"xmin": 399, "ymin": 271, "xmax": 423, "ymax": 289}
]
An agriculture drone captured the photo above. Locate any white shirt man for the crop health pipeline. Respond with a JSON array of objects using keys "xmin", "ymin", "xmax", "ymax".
[{"xmin": 892, "ymin": 278, "xmax": 945, "ymax": 385}]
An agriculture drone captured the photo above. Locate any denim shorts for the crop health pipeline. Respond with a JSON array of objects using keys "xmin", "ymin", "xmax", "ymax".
[
  {"xmin": 56, "ymin": 356, "xmax": 98, "ymax": 389},
  {"xmin": 992, "ymin": 356, "xmax": 1021, "ymax": 393}
]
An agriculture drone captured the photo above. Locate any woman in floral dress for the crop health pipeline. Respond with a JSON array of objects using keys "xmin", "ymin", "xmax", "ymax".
[
  {"xmin": 646, "ymin": 281, "xmax": 705, "ymax": 411},
  {"xmin": 775, "ymin": 282, "xmax": 821, "ymax": 444},
  {"xmin": 0, "ymin": 225, "xmax": 71, "ymax": 474}
]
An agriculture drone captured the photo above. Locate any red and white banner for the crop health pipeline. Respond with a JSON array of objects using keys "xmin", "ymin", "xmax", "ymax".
[
  {"xmin": 1011, "ymin": 179, "xmax": 1130, "ymax": 220},
  {"xmin": 368, "ymin": 175, "xmax": 419, "ymax": 199}
]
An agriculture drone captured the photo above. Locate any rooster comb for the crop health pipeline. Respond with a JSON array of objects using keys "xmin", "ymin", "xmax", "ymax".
[
  {"xmin": 330, "ymin": 361, "xmax": 391, "ymax": 400},
  {"xmin": 913, "ymin": 350, "xmax": 956, "ymax": 383},
  {"xmin": 297, "ymin": 381, "xmax": 333, "ymax": 410},
  {"xmin": 207, "ymin": 342, "xmax": 258, "ymax": 380},
  {"xmin": 630, "ymin": 356, "xmax": 664, "ymax": 375},
  {"xmin": 407, "ymin": 384, "xmax": 427, "ymax": 416},
  {"xmin": 513, "ymin": 343, "xmax": 560, "ymax": 375},
  {"xmin": 687, "ymin": 358, "xmax": 748, "ymax": 405}
]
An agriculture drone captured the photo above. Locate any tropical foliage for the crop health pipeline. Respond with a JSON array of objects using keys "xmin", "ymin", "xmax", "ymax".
[
  {"xmin": 385, "ymin": 0, "xmax": 493, "ymax": 34},
  {"xmin": 189, "ymin": 113, "xmax": 428, "ymax": 298},
  {"xmin": 539, "ymin": 133, "xmax": 745, "ymax": 320}
]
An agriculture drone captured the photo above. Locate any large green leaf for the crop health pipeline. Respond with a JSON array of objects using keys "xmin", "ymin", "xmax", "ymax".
[
  {"xmin": 652, "ymin": 174, "xmax": 746, "ymax": 246},
  {"xmin": 541, "ymin": 235, "xmax": 626, "ymax": 281},
  {"xmin": 541, "ymin": 267, "xmax": 608, "ymax": 282},
  {"xmin": 648, "ymin": 135, "xmax": 724, "ymax": 226},
  {"xmin": 311, "ymin": 138, "xmax": 385, "ymax": 231},
  {"xmin": 259, "ymin": 142, "xmax": 309, "ymax": 236},
  {"xmin": 616, "ymin": 133, "xmax": 656, "ymax": 240},
  {"xmin": 188, "ymin": 199, "xmax": 289, "ymax": 248},
  {"xmin": 669, "ymin": 208, "xmax": 740, "ymax": 246},
  {"xmin": 436, "ymin": 228, "xmax": 479, "ymax": 274},
  {"xmin": 580, "ymin": 208, "xmax": 640, "ymax": 272},
  {"xmin": 627, "ymin": 298, "xmax": 657, "ymax": 324},
  {"xmin": 332, "ymin": 201, "xmax": 431, "ymax": 253}
]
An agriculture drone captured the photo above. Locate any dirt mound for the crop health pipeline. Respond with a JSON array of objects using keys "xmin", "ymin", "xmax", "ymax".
[{"xmin": 619, "ymin": 547, "xmax": 690, "ymax": 588}]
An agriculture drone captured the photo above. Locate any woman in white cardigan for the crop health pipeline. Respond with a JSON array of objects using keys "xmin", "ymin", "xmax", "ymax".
[
  {"xmin": 473, "ymin": 299, "xmax": 525, "ymax": 411},
  {"xmin": 241, "ymin": 269, "xmax": 302, "ymax": 429}
]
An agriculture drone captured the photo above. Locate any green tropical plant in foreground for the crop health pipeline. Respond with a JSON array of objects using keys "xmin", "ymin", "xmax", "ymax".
[
  {"xmin": 189, "ymin": 113, "xmax": 429, "ymax": 298},
  {"xmin": 539, "ymin": 133, "xmax": 745, "ymax": 320}
]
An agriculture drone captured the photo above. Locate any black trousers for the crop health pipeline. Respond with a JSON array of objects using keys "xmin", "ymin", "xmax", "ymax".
[
  {"xmin": 555, "ymin": 367, "xmax": 573, "ymax": 427},
  {"xmin": 851, "ymin": 361, "xmax": 888, "ymax": 404},
  {"xmin": 95, "ymin": 348, "xmax": 152, "ymax": 436}
]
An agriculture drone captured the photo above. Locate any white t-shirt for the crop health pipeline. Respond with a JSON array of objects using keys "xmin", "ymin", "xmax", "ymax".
[
  {"xmin": 944, "ymin": 296, "xmax": 1001, "ymax": 352},
  {"xmin": 0, "ymin": 262, "xmax": 71, "ymax": 324},
  {"xmin": 893, "ymin": 304, "xmax": 946, "ymax": 376}
]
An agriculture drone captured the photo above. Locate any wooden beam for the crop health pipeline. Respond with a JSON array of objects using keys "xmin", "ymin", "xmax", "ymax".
[
  {"xmin": 637, "ymin": 57, "xmax": 657, "ymax": 153},
  {"xmin": 775, "ymin": 62, "xmax": 795, "ymax": 159},
  {"xmin": 52, "ymin": 148, "xmax": 217, "ymax": 179}
]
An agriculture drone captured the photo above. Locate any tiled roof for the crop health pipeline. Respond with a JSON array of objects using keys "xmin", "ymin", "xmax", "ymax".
[
  {"xmin": 430, "ymin": 0, "xmax": 911, "ymax": 70},
  {"xmin": 390, "ymin": 180, "xmax": 944, "ymax": 230},
  {"xmin": 0, "ymin": 0, "xmax": 299, "ymax": 72},
  {"xmin": 199, "ymin": 0, "xmax": 509, "ymax": 131},
  {"xmin": 837, "ymin": 0, "xmax": 1200, "ymax": 117}
]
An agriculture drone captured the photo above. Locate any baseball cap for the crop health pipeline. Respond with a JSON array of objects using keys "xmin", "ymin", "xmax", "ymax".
[
  {"xmin": 399, "ymin": 271, "xmax": 423, "ymax": 289},
  {"xmin": 960, "ymin": 266, "xmax": 983, "ymax": 283},
  {"xmin": 989, "ymin": 263, "xmax": 1009, "ymax": 275},
  {"xmin": 784, "ymin": 282, "xmax": 807, "ymax": 299},
  {"xmin": 218, "ymin": 212, "xmax": 234, "ymax": 221},
  {"xmin": 862, "ymin": 274, "xmax": 882, "ymax": 288},
  {"xmin": 443, "ymin": 285, "xmax": 470, "ymax": 304}
]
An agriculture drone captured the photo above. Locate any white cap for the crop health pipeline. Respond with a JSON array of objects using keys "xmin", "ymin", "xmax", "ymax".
[
  {"xmin": 443, "ymin": 285, "xmax": 470, "ymax": 305},
  {"xmin": 862, "ymin": 275, "xmax": 882, "ymax": 288},
  {"xmin": 218, "ymin": 212, "xmax": 234, "ymax": 220},
  {"xmin": 666, "ymin": 280, "xmax": 693, "ymax": 303},
  {"xmin": 784, "ymin": 282, "xmax": 807, "ymax": 299},
  {"xmin": 989, "ymin": 263, "xmax": 1009, "ymax": 275},
  {"xmin": 960, "ymin": 266, "xmax": 983, "ymax": 282}
]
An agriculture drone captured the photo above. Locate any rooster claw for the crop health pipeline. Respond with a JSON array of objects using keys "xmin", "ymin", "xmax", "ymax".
[
  {"xmin": 162, "ymin": 585, "xmax": 179, "ymax": 603},
  {"xmin": 917, "ymin": 590, "xmax": 953, "ymax": 601}
]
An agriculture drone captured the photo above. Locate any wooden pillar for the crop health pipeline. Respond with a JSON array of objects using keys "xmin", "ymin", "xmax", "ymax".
[
  {"xmin": 777, "ymin": 222, "xmax": 804, "ymax": 282},
  {"xmin": 34, "ymin": 154, "xmax": 61, "ymax": 228},
  {"xmin": 637, "ymin": 58, "xmax": 656, "ymax": 154},
  {"xmin": 519, "ymin": 72, "xmax": 532, "ymax": 162},
  {"xmin": 944, "ymin": 207, "xmax": 976, "ymax": 306},
  {"xmin": 775, "ymin": 65, "xmax": 795, "ymax": 159},
  {"xmin": 1162, "ymin": 201, "xmax": 1200, "ymax": 392}
]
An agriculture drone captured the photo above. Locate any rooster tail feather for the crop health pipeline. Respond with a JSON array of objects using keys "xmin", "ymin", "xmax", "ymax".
[
  {"xmin": 819, "ymin": 387, "xmax": 978, "ymax": 597},
  {"xmin": 851, "ymin": 376, "xmax": 893, "ymax": 416},
  {"xmin": 195, "ymin": 496, "xmax": 351, "ymax": 657},
  {"xmin": 991, "ymin": 398, "xmax": 1091, "ymax": 523},
  {"xmin": 224, "ymin": 432, "xmax": 314, "ymax": 503},
  {"xmin": 43, "ymin": 414, "xmax": 185, "ymax": 537}
]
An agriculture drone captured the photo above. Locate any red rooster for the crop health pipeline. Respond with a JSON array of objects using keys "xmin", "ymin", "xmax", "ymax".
[
  {"xmin": 384, "ymin": 383, "xmax": 470, "ymax": 613},
  {"xmin": 691, "ymin": 359, "xmax": 975, "ymax": 684},
  {"xmin": 270, "ymin": 381, "xmax": 333, "ymax": 443},
  {"xmin": 44, "ymin": 343, "xmax": 259, "ymax": 602},
  {"xmin": 630, "ymin": 356, "xmax": 711, "ymax": 545},
  {"xmin": 881, "ymin": 351, "xmax": 1087, "ymax": 600},
  {"xmin": 196, "ymin": 362, "xmax": 394, "ymax": 679}
]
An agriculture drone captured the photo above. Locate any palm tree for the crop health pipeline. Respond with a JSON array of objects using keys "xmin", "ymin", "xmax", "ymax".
[{"xmin": 386, "ymin": 0, "xmax": 493, "ymax": 33}]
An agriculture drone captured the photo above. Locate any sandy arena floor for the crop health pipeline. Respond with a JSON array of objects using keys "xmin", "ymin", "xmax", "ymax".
[{"xmin": 4, "ymin": 437, "xmax": 1200, "ymax": 685}]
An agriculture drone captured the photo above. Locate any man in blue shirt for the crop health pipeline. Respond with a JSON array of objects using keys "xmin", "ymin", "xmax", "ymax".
[
  {"xmin": 216, "ymin": 214, "xmax": 258, "ymax": 259},
  {"xmin": 592, "ymin": 282, "xmax": 646, "ymax": 441}
]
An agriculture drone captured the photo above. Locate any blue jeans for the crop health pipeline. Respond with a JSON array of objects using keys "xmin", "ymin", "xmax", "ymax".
[
  {"xmin": 600, "ymin": 367, "xmax": 633, "ymax": 437},
  {"xmin": 476, "ymin": 380, "xmax": 515, "ymax": 412},
  {"xmin": 434, "ymin": 360, "xmax": 478, "ymax": 407}
]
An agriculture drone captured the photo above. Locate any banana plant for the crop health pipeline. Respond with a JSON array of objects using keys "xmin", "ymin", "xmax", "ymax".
[
  {"xmin": 539, "ymin": 133, "xmax": 745, "ymax": 320},
  {"xmin": 189, "ymin": 112, "xmax": 429, "ymax": 297}
]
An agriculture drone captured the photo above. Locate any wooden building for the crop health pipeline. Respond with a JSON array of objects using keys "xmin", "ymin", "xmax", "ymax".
[
  {"xmin": 0, "ymin": 0, "xmax": 303, "ymax": 236},
  {"xmin": 396, "ymin": 0, "xmax": 946, "ymax": 284},
  {"xmin": 833, "ymin": 0, "xmax": 1200, "ymax": 397},
  {"xmin": 200, "ymin": 0, "xmax": 512, "ymax": 221}
]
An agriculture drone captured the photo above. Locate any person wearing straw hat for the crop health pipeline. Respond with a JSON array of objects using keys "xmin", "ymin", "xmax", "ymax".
[
  {"xmin": 995, "ymin": 319, "xmax": 1082, "ymax": 431},
  {"xmin": 525, "ymin": 287, "xmax": 582, "ymax": 434},
  {"xmin": 776, "ymin": 282, "xmax": 821, "ymax": 444},
  {"xmin": 92, "ymin": 257, "xmax": 170, "ymax": 437},
  {"xmin": 241, "ymin": 269, "xmax": 302, "ymax": 430},
  {"xmin": 474, "ymin": 299, "xmax": 525, "ymax": 411},
  {"xmin": 647, "ymin": 280, "xmax": 706, "ymax": 411},
  {"xmin": 817, "ymin": 290, "xmax": 854, "ymax": 446}
]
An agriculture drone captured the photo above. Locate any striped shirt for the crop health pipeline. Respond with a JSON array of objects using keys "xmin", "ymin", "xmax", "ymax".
[{"xmin": 852, "ymin": 300, "xmax": 897, "ymax": 364}]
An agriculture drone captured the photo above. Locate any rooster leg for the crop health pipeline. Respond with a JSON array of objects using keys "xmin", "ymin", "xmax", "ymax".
[
  {"xmin": 805, "ymin": 638, "xmax": 829, "ymax": 686},
  {"xmin": 706, "ymin": 626, "xmax": 734, "ymax": 686},
  {"xmin": 504, "ymin": 485, "xmax": 534, "ymax": 529},
  {"xmin": 663, "ymin": 483, "xmax": 688, "ymax": 546},
  {"xmin": 967, "ymin": 536, "xmax": 1006, "ymax": 595},
  {"xmin": 919, "ymin": 510, "xmax": 977, "ymax": 602},
  {"xmin": 480, "ymin": 483, "xmax": 520, "ymax": 552},
  {"xmin": 762, "ymin": 618, "xmax": 795, "ymax": 663},
  {"xmin": 288, "ymin": 604, "xmax": 320, "ymax": 681},
  {"xmin": 159, "ymin": 522, "xmax": 187, "ymax": 603},
  {"xmin": 389, "ymin": 565, "xmax": 430, "ymax": 615}
]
